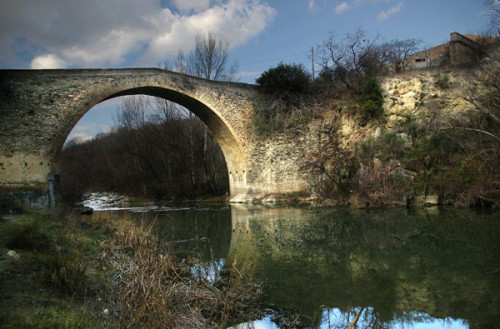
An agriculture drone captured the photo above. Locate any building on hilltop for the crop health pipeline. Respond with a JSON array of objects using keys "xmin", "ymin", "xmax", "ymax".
[{"xmin": 406, "ymin": 32, "xmax": 493, "ymax": 70}]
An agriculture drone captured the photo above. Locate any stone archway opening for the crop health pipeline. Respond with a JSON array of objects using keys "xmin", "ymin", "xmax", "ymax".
[{"xmin": 56, "ymin": 88, "xmax": 241, "ymax": 202}]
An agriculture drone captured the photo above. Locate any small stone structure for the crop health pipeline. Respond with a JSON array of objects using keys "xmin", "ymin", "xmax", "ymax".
[
  {"xmin": 0, "ymin": 69, "xmax": 312, "ymax": 204},
  {"xmin": 407, "ymin": 32, "xmax": 488, "ymax": 70}
]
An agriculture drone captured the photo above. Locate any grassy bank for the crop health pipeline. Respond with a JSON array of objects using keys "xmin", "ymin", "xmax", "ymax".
[
  {"xmin": 0, "ymin": 209, "xmax": 260, "ymax": 328},
  {"xmin": 0, "ymin": 209, "xmax": 106, "ymax": 328}
]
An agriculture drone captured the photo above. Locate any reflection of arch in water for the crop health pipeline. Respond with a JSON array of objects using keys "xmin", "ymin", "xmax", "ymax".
[{"xmin": 226, "ymin": 206, "xmax": 500, "ymax": 327}]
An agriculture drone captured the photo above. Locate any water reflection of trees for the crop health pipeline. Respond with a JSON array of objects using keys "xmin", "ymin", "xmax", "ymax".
[
  {"xmin": 229, "ymin": 206, "xmax": 500, "ymax": 329},
  {"xmin": 318, "ymin": 307, "xmax": 440, "ymax": 329}
]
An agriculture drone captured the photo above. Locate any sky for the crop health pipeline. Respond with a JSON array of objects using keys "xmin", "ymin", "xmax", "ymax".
[{"xmin": 0, "ymin": 0, "xmax": 495, "ymax": 143}]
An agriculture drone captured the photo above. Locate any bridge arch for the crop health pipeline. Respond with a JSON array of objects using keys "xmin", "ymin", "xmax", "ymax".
[
  {"xmin": 0, "ymin": 69, "xmax": 262, "ymax": 198},
  {"xmin": 59, "ymin": 84, "xmax": 247, "ymax": 195}
]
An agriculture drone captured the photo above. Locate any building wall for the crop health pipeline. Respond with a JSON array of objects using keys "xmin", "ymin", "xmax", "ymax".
[{"xmin": 407, "ymin": 32, "xmax": 487, "ymax": 70}]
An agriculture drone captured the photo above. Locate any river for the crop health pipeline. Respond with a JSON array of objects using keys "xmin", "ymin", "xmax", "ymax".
[{"xmin": 88, "ymin": 197, "xmax": 499, "ymax": 329}]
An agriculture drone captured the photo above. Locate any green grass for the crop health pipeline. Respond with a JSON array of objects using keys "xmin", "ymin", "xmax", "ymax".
[{"xmin": 0, "ymin": 210, "xmax": 107, "ymax": 328}]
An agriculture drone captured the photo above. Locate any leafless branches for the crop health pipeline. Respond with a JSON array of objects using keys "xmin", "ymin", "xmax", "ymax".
[
  {"xmin": 381, "ymin": 39, "xmax": 422, "ymax": 72},
  {"xmin": 484, "ymin": 0, "xmax": 500, "ymax": 36},
  {"xmin": 174, "ymin": 32, "xmax": 238, "ymax": 82},
  {"xmin": 58, "ymin": 96, "xmax": 229, "ymax": 201},
  {"xmin": 316, "ymin": 28, "xmax": 381, "ymax": 93}
]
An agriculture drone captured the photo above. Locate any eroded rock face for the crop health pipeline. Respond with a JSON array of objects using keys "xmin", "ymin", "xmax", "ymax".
[{"xmin": 381, "ymin": 72, "xmax": 473, "ymax": 127}]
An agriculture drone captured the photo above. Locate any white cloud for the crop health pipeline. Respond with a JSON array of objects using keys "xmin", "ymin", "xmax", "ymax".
[
  {"xmin": 335, "ymin": 2, "xmax": 350, "ymax": 14},
  {"xmin": 238, "ymin": 70, "xmax": 262, "ymax": 77},
  {"xmin": 30, "ymin": 54, "xmax": 66, "ymax": 69},
  {"xmin": 0, "ymin": 0, "xmax": 276, "ymax": 68},
  {"xmin": 334, "ymin": 0, "xmax": 404, "ymax": 18},
  {"xmin": 237, "ymin": 70, "xmax": 262, "ymax": 82},
  {"xmin": 140, "ymin": 0, "xmax": 276, "ymax": 65},
  {"xmin": 378, "ymin": 1, "xmax": 403, "ymax": 20}
]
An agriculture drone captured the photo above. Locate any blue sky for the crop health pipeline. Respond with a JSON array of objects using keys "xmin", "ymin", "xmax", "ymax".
[{"xmin": 0, "ymin": 0, "xmax": 495, "ymax": 142}]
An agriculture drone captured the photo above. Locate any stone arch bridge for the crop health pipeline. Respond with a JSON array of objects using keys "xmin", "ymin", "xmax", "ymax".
[{"xmin": 0, "ymin": 69, "xmax": 310, "ymax": 204}]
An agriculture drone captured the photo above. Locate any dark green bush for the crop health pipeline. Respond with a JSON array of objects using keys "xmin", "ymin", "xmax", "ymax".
[
  {"xmin": 5, "ymin": 221, "xmax": 53, "ymax": 251},
  {"xmin": 256, "ymin": 62, "xmax": 311, "ymax": 94},
  {"xmin": 253, "ymin": 63, "xmax": 318, "ymax": 136},
  {"xmin": 358, "ymin": 78, "xmax": 383, "ymax": 119}
]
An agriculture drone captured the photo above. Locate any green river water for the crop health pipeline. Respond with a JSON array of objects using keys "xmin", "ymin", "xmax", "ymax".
[{"xmin": 95, "ymin": 205, "xmax": 500, "ymax": 329}]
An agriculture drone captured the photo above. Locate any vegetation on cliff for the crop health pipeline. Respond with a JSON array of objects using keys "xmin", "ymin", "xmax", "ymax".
[
  {"xmin": 254, "ymin": 26, "xmax": 499, "ymax": 207},
  {"xmin": 305, "ymin": 48, "xmax": 499, "ymax": 207}
]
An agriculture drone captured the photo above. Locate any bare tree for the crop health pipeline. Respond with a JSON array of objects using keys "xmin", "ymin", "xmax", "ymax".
[
  {"xmin": 152, "ymin": 96, "xmax": 187, "ymax": 122},
  {"xmin": 174, "ymin": 32, "xmax": 239, "ymax": 82},
  {"xmin": 113, "ymin": 96, "xmax": 151, "ymax": 130},
  {"xmin": 316, "ymin": 28, "xmax": 381, "ymax": 93},
  {"xmin": 382, "ymin": 39, "xmax": 422, "ymax": 72},
  {"xmin": 172, "ymin": 50, "xmax": 188, "ymax": 75},
  {"xmin": 300, "ymin": 120, "xmax": 358, "ymax": 197},
  {"xmin": 174, "ymin": 32, "xmax": 238, "ymax": 187},
  {"xmin": 458, "ymin": 48, "xmax": 500, "ymax": 142}
]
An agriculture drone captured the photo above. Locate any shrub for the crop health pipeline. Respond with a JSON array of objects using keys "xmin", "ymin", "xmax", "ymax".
[
  {"xmin": 356, "ymin": 160, "xmax": 415, "ymax": 206},
  {"xmin": 358, "ymin": 78, "xmax": 384, "ymax": 119},
  {"xmin": 5, "ymin": 221, "xmax": 53, "ymax": 251},
  {"xmin": 252, "ymin": 93, "xmax": 317, "ymax": 136},
  {"xmin": 39, "ymin": 252, "xmax": 86, "ymax": 294},
  {"xmin": 256, "ymin": 62, "xmax": 311, "ymax": 94},
  {"xmin": 300, "ymin": 121, "xmax": 358, "ymax": 198},
  {"xmin": 100, "ymin": 219, "xmax": 261, "ymax": 328},
  {"xmin": 357, "ymin": 130, "xmax": 408, "ymax": 163},
  {"xmin": 434, "ymin": 73, "xmax": 450, "ymax": 89}
]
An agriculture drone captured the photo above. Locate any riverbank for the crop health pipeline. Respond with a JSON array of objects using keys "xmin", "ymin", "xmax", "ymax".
[
  {"xmin": 0, "ymin": 208, "xmax": 260, "ymax": 328},
  {"xmin": 0, "ymin": 209, "xmax": 106, "ymax": 327}
]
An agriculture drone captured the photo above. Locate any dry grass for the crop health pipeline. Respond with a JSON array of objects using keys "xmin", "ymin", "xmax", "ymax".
[{"xmin": 97, "ymin": 217, "xmax": 261, "ymax": 329}]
